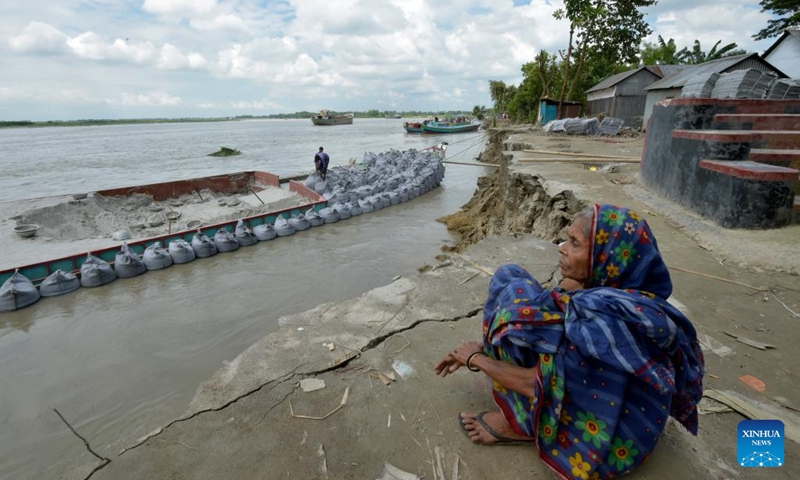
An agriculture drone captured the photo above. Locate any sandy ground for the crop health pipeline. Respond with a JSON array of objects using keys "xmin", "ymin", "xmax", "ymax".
[
  {"xmin": 57, "ymin": 129, "xmax": 800, "ymax": 480},
  {"xmin": 0, "ymin": 186, "xmax": 308, "ymax": 270}
]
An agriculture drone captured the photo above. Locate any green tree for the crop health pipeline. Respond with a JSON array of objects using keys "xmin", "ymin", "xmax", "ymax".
[
  {"xmin": 489, "ymin": 80, "xmax": 516, "ymax": 114},
  {"xmin": 640, "ymin": 36, "xmax": 681, "ymax": 65},
  {"xmin": 472, "ymin": 105, "xmax": 488, "ymax": 120},
  {"xmin": 677, "ymin": 40, "xmax": 743, "ymax": 64},
  {"xmin": 753, "ymin": 0, "xmax": 800, "ymax": 40},
  {"xmin": 553, "ymin": 0, "xmax": 655, "ymax": 113}
]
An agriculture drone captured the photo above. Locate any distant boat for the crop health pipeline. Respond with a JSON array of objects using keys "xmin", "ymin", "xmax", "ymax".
[
  {"xmin": 422, "ymin": 119, "xmax": 480, "ymax": 134},
  {"xmin": 394, "ymin": 114, "xmax": 402, "ymax": 119},
  {"xmin": 311, "ymin": 110, "xmax": 354, "ymax": 126}
]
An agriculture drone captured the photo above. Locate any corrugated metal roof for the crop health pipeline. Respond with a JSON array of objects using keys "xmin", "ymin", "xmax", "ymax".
[
  {"xmin": 648, "ymin": 65, "xmax": 689, "ymax": 78},
  {"xmin": 586, "ymin": 67, "xmax": 649, "ymax": 93},
  {"xmin": 643, "ymin": 54, "xmax": 786, "ymax": 91},
  {"xmin": 586, "ymin": 64, "xmax": 690, "ymax": 94}
]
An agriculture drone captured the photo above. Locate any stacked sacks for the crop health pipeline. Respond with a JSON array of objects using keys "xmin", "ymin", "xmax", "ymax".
[
  {"xmin": 319, "ymin": 207, "xmax": 339, "ymax": 223},
  {"xmin": 289, "ymin": 213, "xmax": 311, "ymax": 231},
  {"xmin": 358, "ymin": 198, "xmax": 374, "ymax": 213},
  {"xmin": 305, "ymin": 208, "xmax": 324, "ymax": 227},
  {"xmin": 274, "ymin": 216, "xmax": 296, "ymax": 236},
  {"xmin": 347, "ymin": 201, "xmax": 362, "ymax": 216},
  {"xmin": 143, "ymin": 241, "xmax": 173, "ymax": 270},
  {"xmin": 115, "ymin": 244, "xmax": 146, "ymax": 278},
  {"xmin": 333, "ymin": 202, "xmax": 351, "ymax": 220},
  {"xmin": 369, "ymin": 196, "xmax": 383, "ymax": 211},
  {"xmin": 169, "ymin": 239, "xmax": 196, "ymax": 264},
  {"xmin": 40, "ymin": 270, "xmax": 81, "ymax": 297},
  {"xmin": 192, "ymin": 230, "xmax": 218, "ymax": 257},
  {"xmin": 0, "ymin": 270, "xmax": 41, "ymax": 312},
  {"xmin": 235, "ymin": 220, "xmax": 258, "ymax": 246},
  {"xmin": 81, "ymin": 253, "xmax": 117, "ymax": 287},
  {"xmin": 254, "ymin": 223, "xmax": 277, "ymax": 241},
  {"xmin": 214, "ymin": 228, "xmax": 239, "ymax": 252},
  {"xmin": 304, "ymin": 147, "xmax": 446, "ymax": 214}
]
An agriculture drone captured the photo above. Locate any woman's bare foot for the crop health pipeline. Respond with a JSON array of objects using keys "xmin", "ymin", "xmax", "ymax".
[{"xmin": 459, "ymin": 411, "xmax": 533, "ymax": 444}]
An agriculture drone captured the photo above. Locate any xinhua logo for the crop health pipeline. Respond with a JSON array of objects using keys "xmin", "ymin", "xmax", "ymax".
[{"xmin": 738, "ymin": 419, "xmax": 784, "ymax": 467}]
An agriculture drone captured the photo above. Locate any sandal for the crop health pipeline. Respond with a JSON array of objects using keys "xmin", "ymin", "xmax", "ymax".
[{"xmin": 458, "ymin": 412, "xmax": 535, "ymax": 446}]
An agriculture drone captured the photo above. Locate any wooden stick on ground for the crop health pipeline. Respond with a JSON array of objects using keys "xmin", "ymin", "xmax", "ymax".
[
  {"xmin": 452, "ymin": 253, "xmax": 495, "ymax": 276},
  {"xmin": 523, "ymin": 149, "xmax": 640, "ymax": 160},
  {"xmin": 443, "ymin": 160, "xmax": 500, "ymax": 168},
  {"xmin": 669, "ymin": 266, "xmax": 766, "ymax": 292},
  {"xmin": 517, "ymin": 157, "xmax": 641, "ymax": 164},
  {"xmin": 289, "ymin": 387, "xmax": 350, "ymax": 420}
]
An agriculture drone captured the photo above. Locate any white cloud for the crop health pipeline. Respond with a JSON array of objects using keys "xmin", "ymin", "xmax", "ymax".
[
  {"xmin": 142, "ymin": 0, "xmax": 217, "ymax": 17},
  {"xmin": 9, "ymin": 21, "xmax": 69, "ymax": 53},
  {"xmin": 158, "ymin": 44, "xmax": 207, "ymax": 70},
  {"xmin": 0, "ymin": 87, "xmax": 35, "ymax": 101},
  {"xmin": 230, "ymin": 99, "xmax": 282, "ymax": 110},
  {"xmin": 650, "ymin": 4, "xmax": 771, "ymax": 53},
  {"xmin": 0, "ymin": 0, "xmax": 777, "ymax": 120},
  {"xmin": 68, "ymin": 33, "xmax": 159, "ymax": 63},
  {"xmin": 190, "ymin": 14, "xmax": 248, "ymax": 32},
  {"xmin": 107, "ymin": 91, "xmax": 181, "ymax": 106}
]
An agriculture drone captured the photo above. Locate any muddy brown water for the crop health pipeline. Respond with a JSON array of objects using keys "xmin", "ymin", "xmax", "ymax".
[{"xmin": 0, "ymin": 120, "xmax": 491, "ymax": 479}]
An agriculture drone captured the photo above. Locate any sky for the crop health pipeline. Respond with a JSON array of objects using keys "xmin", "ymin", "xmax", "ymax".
[{"xmin": 0, "ymin": 0, "xmax": 779, "ymax": 120}]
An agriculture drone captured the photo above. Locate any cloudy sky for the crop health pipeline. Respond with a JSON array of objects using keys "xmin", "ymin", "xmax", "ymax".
[{"xmin": 0, "ymin": 0, "xmax": 777, "ymax": 120}]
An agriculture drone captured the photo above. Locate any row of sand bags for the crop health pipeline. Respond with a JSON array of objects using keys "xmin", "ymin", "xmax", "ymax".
[
  {"xmin": 312, "ymin": 162, "xmax": 444, "ymax": 224},
  {"xmin": 0, "ymin": 211, "xmax": 323, "ymax": 311},
  {"xmin": 305, "ymin": 147, "xmax": 445, "ymax": 198}
]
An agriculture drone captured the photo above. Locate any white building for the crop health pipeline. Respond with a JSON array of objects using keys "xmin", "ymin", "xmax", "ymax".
[{"xmin": 762, "ymin": 29, "xmax": 800, "ymax": 78}]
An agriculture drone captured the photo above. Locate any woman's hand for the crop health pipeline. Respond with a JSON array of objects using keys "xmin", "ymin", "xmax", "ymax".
[{"xmin": 434, "ymin": 341, "xmax": 483, "ymax": 377}]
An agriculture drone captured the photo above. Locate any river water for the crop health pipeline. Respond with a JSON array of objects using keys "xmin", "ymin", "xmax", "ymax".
[{"xmin": 0, "ymin": 119, "xmax": 491, "ymax": 479}]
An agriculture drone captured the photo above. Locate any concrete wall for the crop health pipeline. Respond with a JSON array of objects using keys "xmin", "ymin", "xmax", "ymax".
[{"xmin": 765, "ymin": 35, "xmax": 800, "ymax": 78}]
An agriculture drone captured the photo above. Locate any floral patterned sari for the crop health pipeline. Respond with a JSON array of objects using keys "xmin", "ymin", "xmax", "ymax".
[{"xmin": 482, "ymin": 204, "xmax": 704, "ymax": 479}]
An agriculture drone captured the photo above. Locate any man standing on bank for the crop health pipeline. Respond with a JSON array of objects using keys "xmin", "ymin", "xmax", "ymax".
[{"xmin": 314, "ymin": 146, "xmax": 330, "ymax": 180}]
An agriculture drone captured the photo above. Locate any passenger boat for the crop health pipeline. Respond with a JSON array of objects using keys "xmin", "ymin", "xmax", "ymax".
[
  {"xmin": 0, "ymin": 172, "xmax": 325, "ymax": 287},
  {"xmin": 422, "ymin": 119, "xmax": 481, "ymax": 134},
  {"xmin": 403, "ymin": 121, "xmax": 425, "ymax": 134},
  {"xmin": 311, "ymin": 110, "xmax": 354, "ymax": 126}
]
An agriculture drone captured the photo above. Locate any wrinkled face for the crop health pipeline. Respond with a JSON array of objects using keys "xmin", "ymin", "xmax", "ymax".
[{"xmin": 558, "ymin": 216, "xmax": 591, "ymax": 283}]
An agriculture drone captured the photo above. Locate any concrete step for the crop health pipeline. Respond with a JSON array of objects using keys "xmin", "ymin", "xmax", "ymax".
[
  {"xmin": 749, "ymin": 149, "xmax": 800, "ymax": 169},
  {"xmin": 698, "ymin": 159, "xmax": 800, "ymax": 183},
  {"xmin": 715, "ymin": 114, "xmax": 800, "ymax": 130},
  {"xmin": 673, "ymin": 129, "xmax": 800, "ymax": 150},
  {"xmin": 671, "ymin": 98, "xmax": 800, "ymax": 114}
]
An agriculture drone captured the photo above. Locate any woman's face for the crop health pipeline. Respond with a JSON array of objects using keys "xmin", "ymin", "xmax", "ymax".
[{"xmin": 558, "ymin": 216, "xmax": 591, "ymax": 284}]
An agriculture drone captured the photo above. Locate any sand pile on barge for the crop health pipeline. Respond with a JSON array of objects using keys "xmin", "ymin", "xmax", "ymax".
[{"xmin": 0, "ymin": 185, "xmax": 306, "ymax": 270}]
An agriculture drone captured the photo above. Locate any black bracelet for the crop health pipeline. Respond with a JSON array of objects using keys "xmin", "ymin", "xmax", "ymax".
[{"xmin": 466, "ymin": 351, "xmax": 483, "ymax": 372}]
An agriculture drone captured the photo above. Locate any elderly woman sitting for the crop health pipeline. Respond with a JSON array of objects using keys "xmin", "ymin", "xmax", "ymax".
[{"xmin": 435, "ymin": 204, "xmax": 704, "ymax": 479}]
